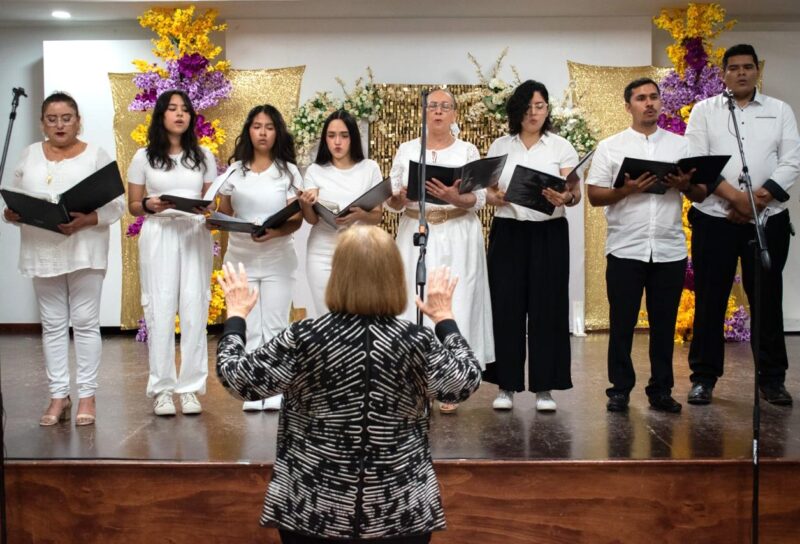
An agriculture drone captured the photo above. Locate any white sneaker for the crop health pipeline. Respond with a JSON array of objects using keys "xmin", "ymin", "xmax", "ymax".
[
  {"xmin": 180, "ymin": 393, "xmax": 202, "ymax": 415},
  {"xmin": 263, "ymin": 394, "xmax": 283, "ymax": 411},
  {"xmin": 153, "ymin": 392, "xmax": 176, "ymax": 416},
  {"xmin": 536, "ymin": 391, "xmax": 557, "ymax": 412},
  {"xmin": 242, "ymin": 399, "xmax": 264, "ymax": 411},
  {"xmin": 492, "ymin": 390, "xmax": 514, "ymax": 410}
]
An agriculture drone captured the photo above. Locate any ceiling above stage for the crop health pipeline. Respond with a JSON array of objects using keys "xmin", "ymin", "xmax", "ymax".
[{"xmin": 3, "ymin": 0, "xmax": 800, "ymax": 24}]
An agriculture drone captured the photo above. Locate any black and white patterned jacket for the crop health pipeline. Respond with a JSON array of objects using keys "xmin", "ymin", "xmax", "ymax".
[{"xmin": 216, "ymin": 312, "xmax": 481, "ymax": 540}]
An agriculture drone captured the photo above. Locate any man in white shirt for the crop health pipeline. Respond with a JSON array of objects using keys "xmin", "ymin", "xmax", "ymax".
[
  {"xmin": 685, "ymin": 44, "xmax": 800, "ymax": 406},
  {"xmin": 586, "ymin": 78, "xmax": 708, "ymax": 413}
]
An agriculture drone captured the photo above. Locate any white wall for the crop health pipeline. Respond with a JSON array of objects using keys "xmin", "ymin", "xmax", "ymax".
[{"xmin": 0, "ymin": 22, "xmax": 145, "ymax": 325}]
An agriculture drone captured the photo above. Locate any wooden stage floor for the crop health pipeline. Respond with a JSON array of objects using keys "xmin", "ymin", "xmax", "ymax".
[
  {"xmin": 2, "ymin": 332, "xmax": 799, "ymax": 543},
  {"xmin": 2, "ymin": 332, "xmax": 798, "ymax": 462}
]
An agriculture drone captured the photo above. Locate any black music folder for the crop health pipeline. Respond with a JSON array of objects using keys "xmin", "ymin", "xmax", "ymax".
[
  {"xmin": 313, "ymin": 177, "xmax": 393, "ymax": 228},
  {"xmin": 206, "ymin": 200, "xmax": 301, "ymax": 237},
  {"xmin": 160, "ymin": 194, "xmax": 213, "ymax": 213},
  {"xmin": 407, "ymin": 156, "xmax": 507, "ymax": 205},
  {"xmin": 504, "ymin": 166, "xmax": 567, "ymax": 216},
  {"xmin": 1, "ymin": 160, "xmax": 125, "ymax": 233},
  {"xmin": 612, "ymin": 155, "xmax": 730, "ymax": 195}
]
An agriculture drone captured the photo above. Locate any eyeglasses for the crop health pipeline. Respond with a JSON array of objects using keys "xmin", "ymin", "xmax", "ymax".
[
  {"xmin": 526, "ymin": 102, "xmax": 549, "ymax": 114},
  {"xmin": 426, "ymin": 102, "xmax": 456, "ymax": 112},
  {"xmin": 43, "ymin": 114, "xmax": 77, "ymax": 126}
]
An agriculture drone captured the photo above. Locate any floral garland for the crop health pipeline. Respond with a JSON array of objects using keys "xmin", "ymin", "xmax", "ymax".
[
  {"xmin": 651, "ymin": 3, "xmax": 748, "ymax": 343},
  {"xmin": 126, "ymin": 5, "xmax": 228, "ymax": 341},
  {"xmin": 289, "ymin": 68, "xmax": 384, "ymax": 163}
]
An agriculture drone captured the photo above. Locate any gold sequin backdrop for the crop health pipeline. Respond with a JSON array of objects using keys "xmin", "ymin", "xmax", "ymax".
[
  {"xmin": 568, "ymin": 62, "xmax": 672, "ymax": 330},
  {"xmin": 110, "ymin": 67, "xmax": 305, "ymax": 329}
]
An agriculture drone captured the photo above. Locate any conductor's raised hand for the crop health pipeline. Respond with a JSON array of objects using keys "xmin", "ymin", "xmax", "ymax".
[
  {"xmin": 415, "ymin": 266, "xmax": 458, "ymax": 324},
  {"xmin": 217, "ymin": 262, "xmax": 258, "ymax": 319}
]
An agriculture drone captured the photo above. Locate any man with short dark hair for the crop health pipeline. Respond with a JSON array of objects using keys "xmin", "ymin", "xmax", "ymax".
[
  {"xmin": 685, "ymin": 43, "xmax": 800, "ymax": 406},
  {"xmin": 587, "ymin": 78, "xmax": 708, "ymax": 413}
]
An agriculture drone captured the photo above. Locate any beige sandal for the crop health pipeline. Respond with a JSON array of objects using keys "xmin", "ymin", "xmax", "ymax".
[
  {"xmin": 75, "ymin": 396, "xmax": 96, "ymax": 426},
  {"xmin": 39, "ymin": 397, "xmax": 71, "ymax": 426},
  {"xmin": 439, "ymin": 402, "xmax": 459, "ymax": 414}
]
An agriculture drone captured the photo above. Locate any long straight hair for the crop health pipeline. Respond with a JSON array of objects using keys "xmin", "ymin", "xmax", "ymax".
[
  {"xmin": 230, "ymin": 104, "xmax": 296, "ymax": 177},
  {"xmin": 146, "ymin": 90, "xmax": 206, "ymax": 172},
  {"xmin": 314, "ymin": 109, "xmax": 365, "ymax": 165}
]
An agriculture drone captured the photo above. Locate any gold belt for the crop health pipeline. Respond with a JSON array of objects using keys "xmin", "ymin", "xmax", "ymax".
[{"xmin": 404, "ymin": 208, "xmax": 469, "ymax": 225}]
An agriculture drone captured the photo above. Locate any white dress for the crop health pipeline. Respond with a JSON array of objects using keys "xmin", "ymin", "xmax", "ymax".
[
  {"xmin": 388, "ymin": 138, "xmax": 494, "ymax": 369},
  {"xmin": 302, "ymin": 159, "xmax": 384, "ymax": 315}
]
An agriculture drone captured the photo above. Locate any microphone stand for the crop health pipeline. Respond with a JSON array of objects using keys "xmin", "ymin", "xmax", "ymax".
[
  {"xmin": 725, "ymin": 89, "xmax": 770, "ymax": 544},
  {"xmin": 414, "ymin": 90, "xmax": 430, "ymax": 326},
  {"xmin": 0, "ymin": 86, "xmax": 26, "ymax": 544}
]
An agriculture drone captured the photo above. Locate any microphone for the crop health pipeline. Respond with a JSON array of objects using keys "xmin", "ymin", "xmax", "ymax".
[{"xmin": 12, "ymin": 87, "xmax": 27, "ymax": 98}]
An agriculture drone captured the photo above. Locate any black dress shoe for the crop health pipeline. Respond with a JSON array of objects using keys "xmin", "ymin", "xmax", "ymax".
[
  {"xmin": 760, "ymin": 384, "xmax": 793, "ymax": 406},
  {"xmin": 649, "ymin": 395, "xmax": 682, "ymax": 413},
  {"xmin": 607, "ymin": 393, "xmax": 629, "ymax": 412},
  {"xmin": 687, "ymin": 383, "xmax": 713, "ymax": 405}
]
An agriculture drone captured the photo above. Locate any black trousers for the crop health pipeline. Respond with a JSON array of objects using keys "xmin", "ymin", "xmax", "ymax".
[
  {"xmin": 279, "ymin": 530, "xmax": 432, "ymax": 544},
  {"xmin": 605, "ymin": 254, "xmax": 687, "ymax": 398},
  {"xmin": 688, "ymin": 207, "xmax": 791, "ymax": 387},
  {"xmin": 483, "ymin": 217, "xmax": 572, "ymax": 393}
]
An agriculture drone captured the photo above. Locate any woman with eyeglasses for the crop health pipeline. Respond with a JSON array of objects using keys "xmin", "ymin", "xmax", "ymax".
[
  {"xmin": 298, "ymin": 109, "xmax": 384, "ymax": 316},
  {"xmin": 2, "ymin": 91, "xmax": 125, "ymax": 426},
  {"xmin": 386, "ymin": 88, "xmax": 494, "ymax": 414},
  {"xmin": 482, "ymin": 80, "xmax": 581, "ymax": 412},
  {"xmin": 214, "ymin": 104, "xmax": 303, "ymax": 411},
  {"xmin": 127, "ymin": 90, "xmax": 217, "ymax": 417}
]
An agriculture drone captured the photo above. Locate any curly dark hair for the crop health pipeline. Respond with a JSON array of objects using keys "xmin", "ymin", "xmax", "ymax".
[{"xmin": 506, "ymin": 80, "xmax": 552, "ymax": 136}]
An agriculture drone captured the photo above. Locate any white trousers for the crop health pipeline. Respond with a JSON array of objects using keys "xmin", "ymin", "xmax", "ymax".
[
  {"xmin": 305, "ymin": 225, "xmax": 337, "ymax": 316},
  {"xmin": 139, "ymin": 216, "xmax": 212, "ymax": 397},
  {"xmin": 32, "ymin": 268, "xmax": 105, "ymax": 398},
  {"xmin": 239, "ymin": 251, "xmax": 297, "ymax": 352}
]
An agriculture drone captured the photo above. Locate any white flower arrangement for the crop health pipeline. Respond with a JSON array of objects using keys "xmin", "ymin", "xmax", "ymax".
[
  {"xmin": 463, "ymin": 48, "xmax": 521, "ymax": 127},
  {"xmin": 549, "ymin": 84, "xmax": 598, "ymax": 156},
  {"xmin": 338, "ymin": 67, "xmax": 384, "ymax": 123},
  {"xmin": 289, "ymin": 91, "xmax": 338, "ymax": 159}
]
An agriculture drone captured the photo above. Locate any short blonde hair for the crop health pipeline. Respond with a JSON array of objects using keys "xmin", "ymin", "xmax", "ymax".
[{"xmin": 325, "ymin": 226, "xmax": 407, "ymax": 316}]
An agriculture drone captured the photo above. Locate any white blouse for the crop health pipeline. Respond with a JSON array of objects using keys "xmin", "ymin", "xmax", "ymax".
[
  {"xmin": 487, "ymin": 133, "xmax": 579, "ymax": 221},
  {"xmin": 387, "ymin": 138, "xmax": 485, "ymax": 212},
  {"xmin": 217, "ymin": 160, "xmax": 301, "ymax": 256},
  {"xmin": 127, "ymin": 146, "xmax": 217, "ymax": 217},
  {"xmin": 303, "ymin": 159, "xmax": 384, "ymax": 230},
  {"xmin": 5, "ymin": 142, "xmax": 125, "ymax": 278}
]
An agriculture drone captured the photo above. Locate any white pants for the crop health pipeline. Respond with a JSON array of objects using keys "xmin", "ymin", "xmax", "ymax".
[
  {"xmin": 32, "ymin": 268, "xmax": 105, "ymax": 398},
  {"xmin": 236, "ymin": 251, "xmax": 297, "ymax": 352},
  {"xmin": 305, "ymin": 224, "xmax": 337, "ymax": 316},
  {"xmin": 139, "ymin": 216, "xmax": 212, "ymax": 397}
]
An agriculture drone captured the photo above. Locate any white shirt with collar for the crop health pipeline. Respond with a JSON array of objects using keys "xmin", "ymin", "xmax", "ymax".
[
  {"xmin": 487, "ymin": 132, "xmax": 579, "ymax": 222},
  {"xmin": 586, "ymin": 127, "xmax": 689, "ymax": 263},
  {"xmin": 686, "ymin": 90, "xmax": 800, "ymax": 221}
]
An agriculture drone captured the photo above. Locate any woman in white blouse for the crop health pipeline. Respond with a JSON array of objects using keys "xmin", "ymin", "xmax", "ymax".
[
  {"xmin": 298, "ymin": 109, "xmax": 384, "ymax": 316},
  {"xmin": 483, "ymin": 80, "xmax": 581, "ymax": 412},
  {"xmin": 3, "ymin": 92, "xmax": 125, "ymax": 426},
  {"xmin": 215, "ymin": 105, "xmax": 303, "ymax": 411},
  {"xmin": 386, "ymin": 88, "xmax": 494, "ymax": 413},
  {"xmin": 127, "ymin": 90, "xmax": 216, "ymax": 417}
]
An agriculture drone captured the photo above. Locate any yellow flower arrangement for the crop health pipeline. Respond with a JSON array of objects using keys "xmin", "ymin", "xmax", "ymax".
[
  {"xmin": 198, "ymin": 119, "xmax": 226, "ymax": 156},
  {"xmin": 131, "ymin": 115, "xmax": 151, "ymax": 147},
  {"xmin": 653, "ymin": 3, "xmax": 735, "ymax": 75},
  {"xmin": 138, "ymin": 6, "xmax": 227, "ymax": 63}
]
